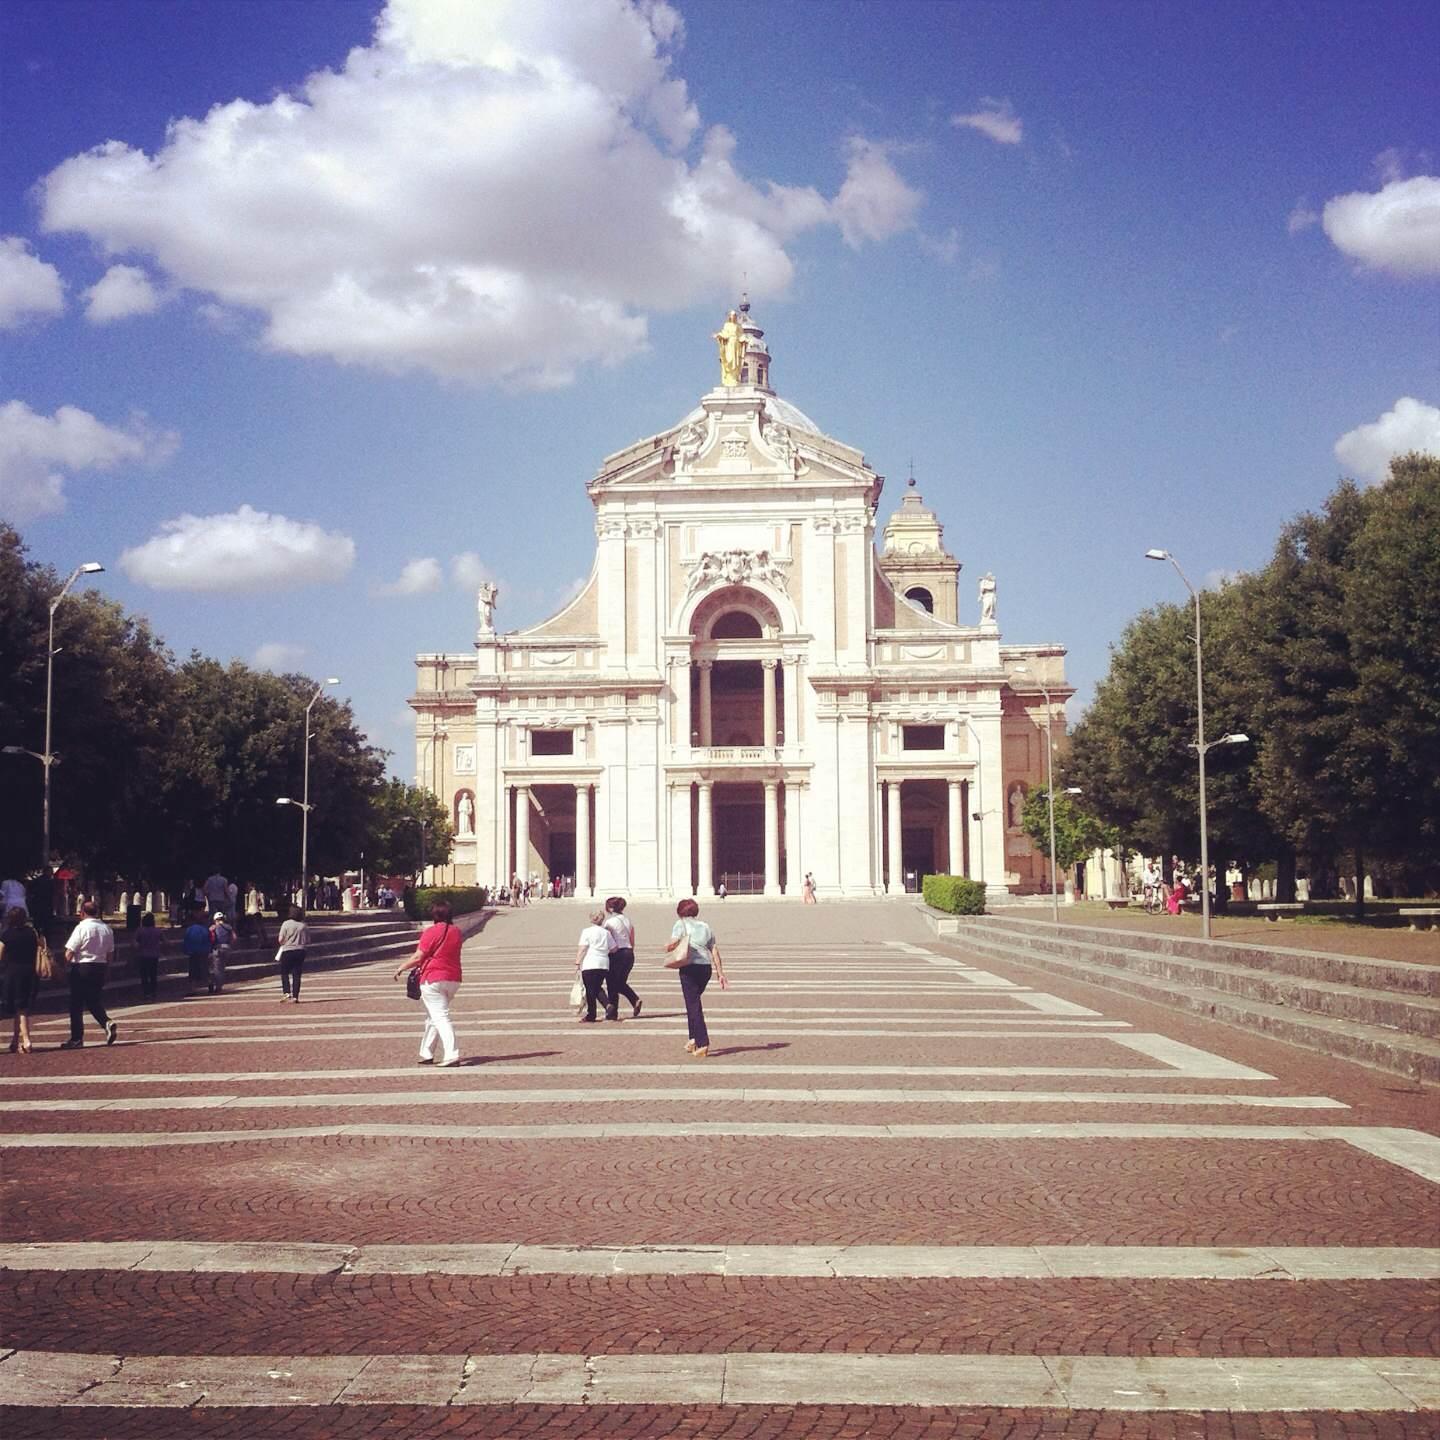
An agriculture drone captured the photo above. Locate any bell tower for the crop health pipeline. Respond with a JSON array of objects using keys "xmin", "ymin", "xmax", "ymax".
[{"xmin": 879, "ymin": 473, "xmax": 961, "ymax": 623}]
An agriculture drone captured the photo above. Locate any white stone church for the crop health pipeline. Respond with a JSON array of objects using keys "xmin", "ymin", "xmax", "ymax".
[{"xmin": 410, "ymin": 302, "xmax": 1069, "ymax": 899}]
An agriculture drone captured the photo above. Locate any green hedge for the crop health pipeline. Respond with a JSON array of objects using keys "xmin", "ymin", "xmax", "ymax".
[
  {"xmin": 921, "ymin": 874, "xmax": 986, "ymax": 915},
  {"xmin": 404, "ymin": 885, "xmax": 488, "ymax": 920}
]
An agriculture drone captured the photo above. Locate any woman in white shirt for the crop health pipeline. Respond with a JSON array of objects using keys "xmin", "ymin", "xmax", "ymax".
[
  {"xmin": 574, "ymin": 911, "xmax": 613, "ymax": 1023},
  {"xmin": 602, "ymin": 896, "xmax": 641, "ymax": 1020}
]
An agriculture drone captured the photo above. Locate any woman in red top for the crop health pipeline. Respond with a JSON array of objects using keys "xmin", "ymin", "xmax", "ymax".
[{"xmin": 393, "ymin": 901, "xmax": 464, "ymax": 1067}]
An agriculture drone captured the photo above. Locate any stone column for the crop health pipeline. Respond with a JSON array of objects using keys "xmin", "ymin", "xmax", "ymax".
[
  {"xmin": 784, "ymin": 781, "xmax": 802, "ymax": 893},
  {"xmin": 514, "ymin": 785, "xmax": 531, "ymax": 883},
  {"xmin": 947, "ymin": 779, "xmax": 963, "ymax": 876},
  {"xmin": 673, "ymin": 657, "xmax": 691, "ymax": 755},
  {"xmin": 698, "ymin": 661, "xmax": 713, "ymax": 746},
  {"xmin": 886, "ymin": 780, "xmax": 904, "ymax": 895},
  {"xmin": 762, "ymin": 659, "xmax": 778, "ymax": 750},
  {"xmin": 763, "ymin": 779, "xmax": 781, "ymax": 896},
  {"xmin": 780, "ymin": 657, "xmax": 797, "ymax": 750},
  {"xmin": 671, "ymin": 782, "xmax": 693, "ymax": 896},
  {"xmin": 697, "ymin": 780, "xmax": 715, "ymax": 896},
  {"xmin": 575, "ymin": 783, "xmax": 591, "ymax": 898}
]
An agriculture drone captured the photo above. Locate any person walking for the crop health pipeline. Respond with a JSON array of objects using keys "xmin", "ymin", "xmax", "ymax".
[
  {"xmin": 133, "ymin": 912, "xmax": 163, "ymax": 1000},
  {"xmin": 802, "ymin": 871, "xmax": 817, "ymax": 904},
  {"xmin": 61, "ymin": 899, "xmax": 117, "ymax": 1049},
  {"xmin": 1, "ymin": 905, "xmax": 40, "ymax": 1054},
  {"xmin": 602, "ymin": 896, "xmax": 641, "ymax": 1019},
  {"xmin": 393, "ymin": 900, "xmax": 463, "ymax": 1066},
  {"xmin": 181, "ymin": 908, "xmax": 213, "ymax": 994},
  {"xmin": 276, "ymin": 905, "xmax": 309, "ymax": 1002},
  {"xmin": 663, "ymin": 898, "xmax": 727, "ymax": 1058},
  {"xmin": 574, "ymin": 910, "xmax": 613, "ymax": 1022},
  {"xmin": 208, "ymin": 911, "xmax": 235, "ymax": 993}
]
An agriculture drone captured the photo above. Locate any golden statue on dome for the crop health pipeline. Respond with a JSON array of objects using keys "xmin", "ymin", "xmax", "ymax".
[{"xmin": 712, "ymin": 309, "xmax": 744, "ymax": 386}]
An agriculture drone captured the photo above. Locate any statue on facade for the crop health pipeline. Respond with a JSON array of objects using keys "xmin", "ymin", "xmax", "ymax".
[
  {"xmin": 674, "ymin": 420, "xmax": 706, "ymax": 470},
  {"xmin": 979, "ymin": 572, "xmax": 997, "ymax": 624},
  {"xmin": 457, "ymin": 791, "xmax": 475, "ymax": 835},
  {"xmin": 1008, "ymin": 783, "xmax": 1025, "ymax": 829},
  {"xmin": 713, "ymin": 309, "xmax": 745, "ymax": 386},
  {"xmin": 476, "ymin": 580, "xmax": 498, "ymax": 634}
]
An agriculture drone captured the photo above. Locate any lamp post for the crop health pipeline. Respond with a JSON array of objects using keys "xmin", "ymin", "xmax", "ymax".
[
  {"xmin": 963, "ymin": 718, "xmax": 987, "ymax": 885},
  {"xmin": 281, "ymin": 675, "xmax": 339, "ymax": 906},
  {"xmin": 1146, "ymin": 549, "xmax": 1249, "ymax": 939},
  {"xmin": 4, "ymin": 562, "xmax": 104, "ymax": 877}
]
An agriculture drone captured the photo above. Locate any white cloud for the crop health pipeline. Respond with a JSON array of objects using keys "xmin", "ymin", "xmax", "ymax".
[
  {"xmin": 831, "ymin": 138, "xmax": 923, "ymax": 248},
  {"xmin": 253, "ymin": 641, "xmax": 307, "ymax": 671},
  {"xmin": 1286, "ymin": 200, "xmax": 1319, "ymax": 235},
  {"xmin": 36, "ymin": 0, "xmax": 923, "ymax": 388},
  {"xmin": 0, "ymin": 236, "xmax": 65, "ymax": 329},
  {"xmin": 0, "ymin": 400, "xmax": 176, "ymax": 522},
  {"xmin": 1204, "ymin": 568, "xmax": 1242, "ymax": 590},
  {"xmin": 951, "ymin": 99, "xmax": 1023, "ymax": 146},
  {"xmin": 377, "ymin": 556, "xmax": 443, "ymax": 595},
  {"xmin": 1322, "ymin": 175, "xmax": 1440, "ymax": 277},
  {"xmin": 83, "ymin": 264, "xmax": 162, "ymax": 323},
  {"xmin": 1334, "ymin": 397, "xmax": 1440, "ymax": 484},
  {"xmin": 120, "ymin": 504, "xmax": 356, "ymax": 591},
  {"xmin": 450, "ymin": 551, "xmax": 494, "ymax": 590},
  {"xmin": 918, "ymin": 226, "xmax": 961, "ymax": 264}
]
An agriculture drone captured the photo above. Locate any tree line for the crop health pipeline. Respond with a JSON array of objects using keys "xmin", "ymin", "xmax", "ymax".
[
  {"xmin": 0, "ymin": 525, "xmax": 452, "ymax": 902},
  {"xmin": 1059, "ymin": 453, "xmax": 1439, "ymax": 909}
]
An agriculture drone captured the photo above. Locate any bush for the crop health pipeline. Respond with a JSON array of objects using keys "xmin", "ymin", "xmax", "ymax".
[
  {"xmin": 403, "ymin": 885, "xmax": 488, "ymax": 920},
  {"xmin": 921, "ymin": 874, "xmax": 986, "ymax": 915}
]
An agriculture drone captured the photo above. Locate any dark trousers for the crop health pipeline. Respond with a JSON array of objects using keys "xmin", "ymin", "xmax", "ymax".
[
  {"xmin": 608, "ymin": 948, "xmax": 639, "ymax": 1009},
  {"xmin": 187, "ymin": 952, "xmax": 210, "ymax": 987},
  {"xmin": 68, "ymin": 964, "xmax": 111, "ymax": 1041},
  {"xmin": 280, "ymin": 950, "xmax": 306, "ymax": 998},
  {"xmin": 581, "ymin": 967, "xmax": 608, "ymax": 1020},
  {"xmin": 679, "ymin": 964, "xmax": 711, "ymax": 1047},
  {"xmin": 137, "ymin": 957, "xmax": 159, "ymax": 998}
]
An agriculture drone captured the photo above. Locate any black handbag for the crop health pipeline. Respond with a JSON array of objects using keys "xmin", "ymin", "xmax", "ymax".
[{"xmin": 406, "ymin": 968, "xmax": 422, "ymax": 1001}]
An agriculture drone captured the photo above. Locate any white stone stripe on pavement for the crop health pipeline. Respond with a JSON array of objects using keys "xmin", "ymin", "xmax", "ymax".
[
  {"xmin": 0, "ymin": 1349, "xmax": 1436, "ymax": 1409},
  {"xmin": 0, "ymin": 1088, "xmax": 1348, "ymax": 1114},
  {"xmin": 0, "ymin": 1241, "xmax": 1431, "ymax": 1280},
  {"xmin": 2, "ymin": 1123, "xmax": 1435, "ymax": 1180},
  {"xmin": 0, "ymin": 1058, "xmax": 1277, "ymax": 1086},
  {"xmin": 49, "ymin": 1013, "xmax": 1129, "ymax": 1030}
]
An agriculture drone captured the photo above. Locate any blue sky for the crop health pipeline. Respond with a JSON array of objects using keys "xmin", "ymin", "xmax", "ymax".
[{"xmin": 3, "ymin": 0, "xmax": 1437, "ymax": 773}]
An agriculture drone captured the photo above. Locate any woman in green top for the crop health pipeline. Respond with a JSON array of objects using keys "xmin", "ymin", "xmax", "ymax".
[{"xmin": 663, "ymin": 898, "xmax": 727, "ymax": 1058}]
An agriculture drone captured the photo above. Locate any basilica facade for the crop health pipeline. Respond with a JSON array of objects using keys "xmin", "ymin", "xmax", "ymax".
[{"xmin": 410, "ymin": 303, "xmax": 1070, "ymax": 899}]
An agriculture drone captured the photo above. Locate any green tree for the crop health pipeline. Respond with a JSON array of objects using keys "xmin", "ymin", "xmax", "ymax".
[
  {"xmin": 1248, "ymin": 455, "xmax": 1440, "ymax": 907},
  {"xmin": 0, "ymin": 526, "xmax": 176, "ymax": 884},
  {"xmin": 1020, "ymin": 786, "xmax": 1102, "ymax": 873},
  {"xmin": 365, "ymin": 779, "xmax": 453, "ymax": 877}
]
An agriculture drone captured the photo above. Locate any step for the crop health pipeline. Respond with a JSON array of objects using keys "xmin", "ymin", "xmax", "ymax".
[
  {"xmin": 963, "ymin": 921, "xmax": 1440, "ymax": 1040},
  {"xmin": 947, "ymin": 924, "xmax": 1440, "ymax": 1085},
  {"xmin": 971, "ymin": 913, "xmax": 1440, "ymax": 998}
]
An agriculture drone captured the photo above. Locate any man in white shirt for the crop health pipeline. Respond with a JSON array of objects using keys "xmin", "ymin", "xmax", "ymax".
[{"xmin": 62, "ymin": 900, "xmax": 117, "ymax": 1049}]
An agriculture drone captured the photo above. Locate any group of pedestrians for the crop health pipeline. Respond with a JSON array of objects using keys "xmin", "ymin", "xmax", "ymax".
[
  {"xmin": 576, "ymin": 897, "xmax": 726, "ymax": 1057},
  {"xmin": 0, "ymin": 899, "xmax": 119, "ymax": 1053}
]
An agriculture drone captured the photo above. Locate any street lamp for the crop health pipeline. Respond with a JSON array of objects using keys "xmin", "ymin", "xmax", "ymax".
[
  {"xmin": 283, "ymin": 676, "xmax": 339, "ymax": 907},
  {"xmin": 963, "ymin": 718, "xmax": 988, "ymax": 886},
  {"xmin": 12, "ymin": 562, "xmax": 104, "ymax": 878},
  {"xmin": 1146, "ymin": 549, "xmax": 1249, "ymax": 939}
]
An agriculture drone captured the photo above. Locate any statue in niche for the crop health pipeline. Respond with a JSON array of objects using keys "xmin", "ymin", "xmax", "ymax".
[
  {"xmin": 1008, "ymin": 783, "xmax": 1025, "ymax": 829},
  {"xmin": 979, "ymin": 572, "xmax": 997, "ymax": 624},
  {"xmin": 476, "ymin": 580, "xmax": 498, "ymax": 633},
  {"xmin": 712, "ymin": 310, "xmax": 744, "ymax": 386},
  {"xmin": 457, "ymin": 791, "xmax": 475, "ymax": 835}
]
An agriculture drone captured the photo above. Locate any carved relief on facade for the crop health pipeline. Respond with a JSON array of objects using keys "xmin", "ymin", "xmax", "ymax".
[
  {"xmin": 452, "ymin": 744, "xmax": 476, "ymax": 775},
  {"xmin": 682, "ymin": 548, "xmax": 792, "ymax": 599}
]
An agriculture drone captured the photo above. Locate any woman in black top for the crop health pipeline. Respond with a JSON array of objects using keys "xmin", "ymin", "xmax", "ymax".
[{"xmin": 1, "ymin": 905, "xmax": 40, "ymax": 1054}]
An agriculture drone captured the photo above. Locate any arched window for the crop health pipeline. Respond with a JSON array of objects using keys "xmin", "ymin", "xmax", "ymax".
[
  {"xmin": 905, "ymin": 586, "xmax": 934, "ymax": 614},
  {"xmin": 711, "ymin": 610, "xmax": 763, "ymax": 640}
]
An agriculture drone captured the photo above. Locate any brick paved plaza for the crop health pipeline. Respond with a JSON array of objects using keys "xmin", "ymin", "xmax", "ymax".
[{"xmin": 2, "ymin": 900, "xmax": 1437, "ymax": 1436}]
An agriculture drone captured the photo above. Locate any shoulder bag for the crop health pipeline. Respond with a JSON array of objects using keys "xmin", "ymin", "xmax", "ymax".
[{"xmin": 407, "ymin": 923, "xmax": 450, "ymax": 1000}]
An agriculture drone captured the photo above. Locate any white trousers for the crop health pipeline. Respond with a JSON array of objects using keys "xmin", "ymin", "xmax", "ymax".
[{"xmin": 419, "ymin": 980, "xmax": 460, "ymax": 1062}]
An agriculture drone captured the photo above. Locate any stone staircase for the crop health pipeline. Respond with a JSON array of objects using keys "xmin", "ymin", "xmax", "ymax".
[{"xmin": 940, "ymin": 912, "xmax": 1440, "ymax": 1085}]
